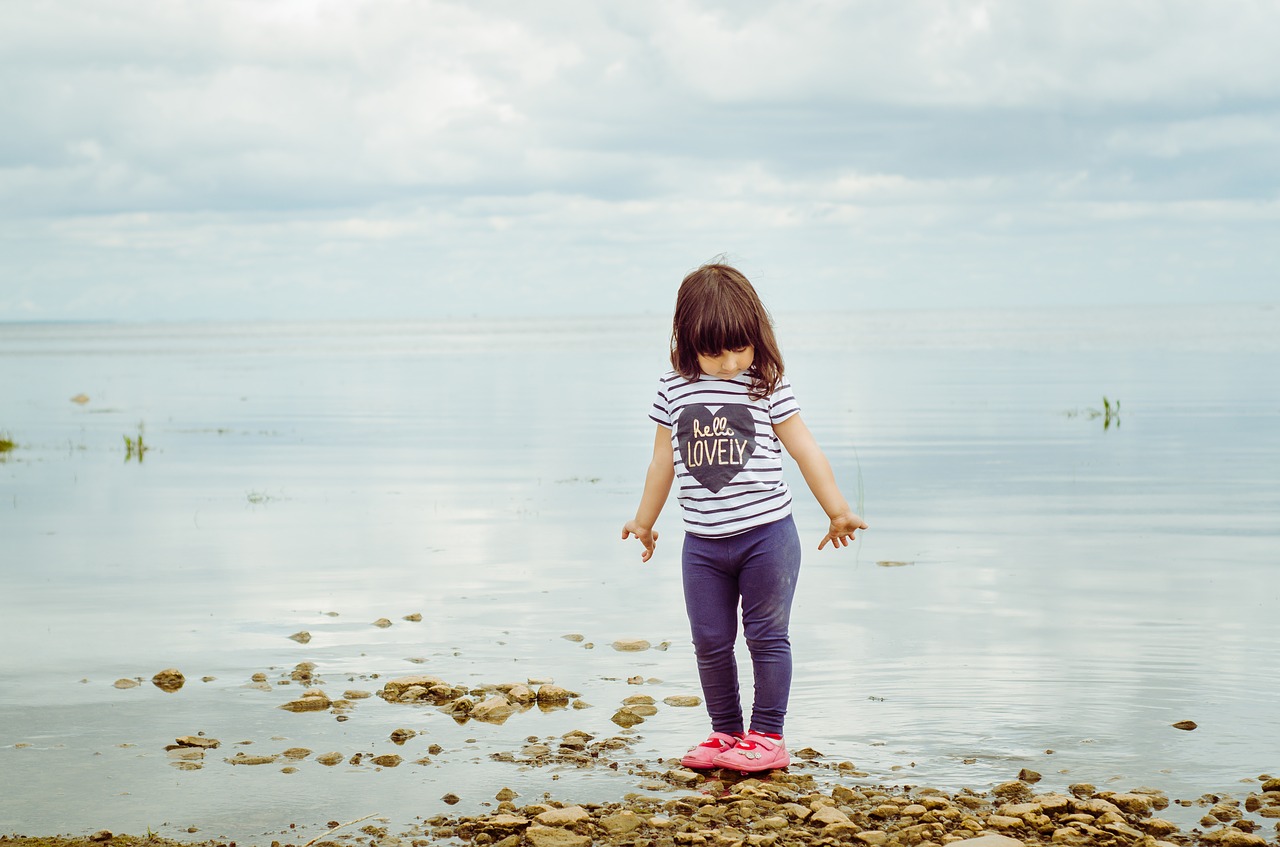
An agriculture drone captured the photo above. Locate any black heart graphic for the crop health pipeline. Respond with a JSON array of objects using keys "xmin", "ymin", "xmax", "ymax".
[{"xmin": 677, "ymin": 403, "xmax": 757, "ymax": 493}]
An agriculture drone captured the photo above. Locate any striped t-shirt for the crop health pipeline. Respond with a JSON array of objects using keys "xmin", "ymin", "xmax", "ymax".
[{"xmin": 650, "ymin": 370, "xmax": 800, "ymax": 538}]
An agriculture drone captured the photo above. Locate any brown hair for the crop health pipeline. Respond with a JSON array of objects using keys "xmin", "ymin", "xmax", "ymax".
[{"xmin": 670, "ymin": 263, "xmax": 784, "ymax": 400}]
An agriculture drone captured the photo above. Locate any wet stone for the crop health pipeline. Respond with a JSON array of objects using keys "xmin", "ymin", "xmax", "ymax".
[
  {"xmin": 612, "ymin": 639, "xmax": 651, "ymax": 651},
  {"xmin": 288, "ymin": 631, "xmax": 312, "ymax": 644},
  {"xmin": 316, "ymin": 752, "xmax": 344, "ymax": 766},
  {"xmin": 151, "ymin": 668, "xmax": 185, "ymax": 692},
  {"xmin": 175, "ymin": 735, "xmax": 220, "ymax": 749},
  {"xmin": 113, "ymin": 678, "xmax": 140, "ymax": 689}
]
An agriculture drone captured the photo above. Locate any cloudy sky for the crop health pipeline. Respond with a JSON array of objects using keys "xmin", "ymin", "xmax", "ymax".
[{"xmin": 2, "ymin": 0, "xmax": 1277, "ymax": 321}]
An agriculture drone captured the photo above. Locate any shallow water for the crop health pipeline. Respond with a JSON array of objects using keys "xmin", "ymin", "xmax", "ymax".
[{"xmin": 1, "ymin": 305, "xmax": 1278, "ymax": 841}]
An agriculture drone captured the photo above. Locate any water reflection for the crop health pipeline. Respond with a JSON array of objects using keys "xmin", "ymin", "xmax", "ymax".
[{"xmin": 1, "ymin": 307, "xmax": 1278, "ymax": 839}]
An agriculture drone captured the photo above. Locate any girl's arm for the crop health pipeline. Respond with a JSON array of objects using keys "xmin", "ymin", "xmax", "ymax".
[
  {"xmin": 774, "ymin": 414, "xmax": 868, "ymax": 550},
  {"xmin": 621, "ymin": 424, "xmax": 676, "ymax": 562}
]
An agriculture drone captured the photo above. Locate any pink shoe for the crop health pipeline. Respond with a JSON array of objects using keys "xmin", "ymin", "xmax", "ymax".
[
  {"xmin": 680, "ymin": 731, "xmax": 741, "ymax": 769},
  {"xmin": 711, "ymin": 730, "xmax": 790, "ymax": 772}
]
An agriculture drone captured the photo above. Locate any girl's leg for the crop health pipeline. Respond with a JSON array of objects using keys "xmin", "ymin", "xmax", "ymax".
[
  {"xmin": 682, "ymin": 532, "xmax": 745, "ymax": 735},
  {"xmin": 738, "ymin": 515, "xmax": 803, "ymax": 736}
]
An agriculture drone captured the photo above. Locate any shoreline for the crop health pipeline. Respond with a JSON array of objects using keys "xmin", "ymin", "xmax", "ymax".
[{"xmin": 7, "ymin": 764, "xmax": 1279, "ymax": 847}]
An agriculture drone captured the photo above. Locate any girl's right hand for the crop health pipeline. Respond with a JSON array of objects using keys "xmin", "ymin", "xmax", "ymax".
[{"xmin": 621, "ymin": 521, "xmax": 660, "ymax": 562}]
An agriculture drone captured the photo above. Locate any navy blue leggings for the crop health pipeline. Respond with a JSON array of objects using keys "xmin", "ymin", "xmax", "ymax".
[{"xmin": 681, "ymin": 515, "xmax": 802, "ymax": 736}]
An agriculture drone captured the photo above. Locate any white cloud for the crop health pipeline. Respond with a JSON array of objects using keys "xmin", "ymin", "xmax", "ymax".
[{"xmin": 0, "ymin": 0, "xmax": 1278, "ymax": 320}]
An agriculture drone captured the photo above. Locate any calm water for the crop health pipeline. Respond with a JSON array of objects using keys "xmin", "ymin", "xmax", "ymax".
[{"xmin": 1, "ymin": 306, "xmax": 1278, "ymax": 841}]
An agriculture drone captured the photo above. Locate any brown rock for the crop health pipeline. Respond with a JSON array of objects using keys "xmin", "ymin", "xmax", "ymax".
[
  {"xmin": 612, "ymin": 639, "xmax": 651, "ymax": 651},
  {"xmin": 371, "ymin": 754, "xmax": 402, "ymax": 767},
  {"xmin": 811, "ymin": 806, "xmax": 852, "ymax": 826},
  {"xmin": 113, "ymin": 679, "xmax": 140, "ymax": 689},
  {"xmin": 1172, "ymin": 720, "xmax": 1198, "ymax": 731},
  {"xmin": 88, "ymin": 831, "xmax": 111, "ymax": 842},
  {"xmin": 225, "ymin": 753, "xmax": 278, "ymax": 765},
  {"xmin": 471, "ymin": 696, "xmax": 517, "ymax": 723},
  {"xmin": 315, "ymin": 752, "xmax": 343, "ymax": 766},
  {"xmin": 1201, "ymin": 829, "xmax": 1268, "ymax": 847},
  {"xmin": 525, "ymin": 825, "xmax": 590, "ymax": 847},
  {"xmin": 535, "ymin": 806, "xmax": 591, "ymax": 826},
  {"xmin": 280, "ymin": 689, "xmax": 332, "ymax": 712},
  {"xmin": 1018, "ymin": 768, "xmax": 1042, "ymax": 783},
  {"xmin": 611, "ymin": 707, "xmax": 644, "ymax": 728},
  {"xmin": 288, "ymin": 631, "xmax": 311, "ymax": 643},
  {"xmin": 382, "ymin": 675, "xmax": 447, "ymax": 698},
  {"xmin": 390, "ymin": 728, "xmax": 416, "ymax": 743},
  {"xmin": 599, "ymin": 810, "xmax": 643, "ymax": 835},
  {"xmin": 537, "ymin": 684, "xmax": 572, "ymax": 703},
  {"xmin": 373, "ymin": 618, "xmax": 393, "ymax": 628},
  {"xmin": 962, "ymin": 835, "xmax": 1026, "ymax": 847},
  {"xmin": 854, "ymin": 832, "xmax": 889, "ymax": 846},
  {"xmin": 151, "ymin": 668, "xmax": 185, "ymax": 692},
  {"xmin": 664, "ymin": 695, "xmax": 702, "ymax": 707},
  {"xmin": 403, "ymin": 613, "xmax": 422, "ymax": 621},
  {"xmin": 507, "ymin": 684, "xmax": 536, "ymax": 704},
  {"xmin": 175, "ymin": 735, "xmax": 220, "ymax": 749}
]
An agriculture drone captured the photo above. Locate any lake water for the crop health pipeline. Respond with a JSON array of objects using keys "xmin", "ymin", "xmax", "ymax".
[{"xmin": 1, "ymin": 305, "xmax": 1278, "ymax": 842}]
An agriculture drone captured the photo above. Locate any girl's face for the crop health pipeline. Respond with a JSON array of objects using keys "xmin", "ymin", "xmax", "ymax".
[{"xmin": 697, "ymin": 345, "xmax": 754, "ymax": 379}]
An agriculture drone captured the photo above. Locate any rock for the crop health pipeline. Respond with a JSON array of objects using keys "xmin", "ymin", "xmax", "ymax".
[
  {"xmin": 627, "ymin": 704, "xmax": 659, "ymax": 717},
  {"xmin": 1202, "ymin": 829, "xmax": 1268, "ymax": 847},
  {"xmin": 113, "ymin": 678, "xmax": 140, "ymax": 689},
  {"xmin": 987, "ymin": 815, "xmax": 1025, "ymax": 830},
  {"xmin": 1068, "ymin": 783, "xmax": 1096, "ymax": 799},
  {"xmin": 599, "ymin": 810, "xmax": 642, "ymax": 835},
  {"xmin": 562, "ymin": 634, "xmax": 585, "ymax": 642},
  {"xmin": 611, "ymin": 707, "xmax": 645, "ymax": 728},
  {"xmin": 1262, "ymin": 778, "xmax": 1280, "ymax": 792},
  {"xmin": 403, "ymin": 613, "xmax": 422, "ymax": 621},
  {"xmin": 382, "ymin": 675, "xmax": 447, "ymax": 698},
  {"xmin": 993, "ymin": 781, "xmax": 1033, "ymax": 803},
  {"xmin": 537, "ymin": 684, "xmax": 572, "ymax": 703},
  {"xmin": 344, "ymin": 689, "xmax": 372, "ymax": 699},
  {"xmin": 373, "ymin": 618, "xmax": 393, "ymax": 628},
  {"xmin": 89, "ymin": 831, "xmax": 112, "ymax": 842},
  {"xmin": 571, "ymin": 699, "xmax": 591, "ymax": 710},
  {"xmin": 175, "ymin": 736, "xmax": 220, "ymax": 749},
  {"xmin": 664, "ymin": 695, "xmax": 702, "ymax": 707},
  {"xmin": 535, "ymin": 806, "xmax": 591, "ymax": 826},
  {"xmin": 1172, "ymin": 720, "xmax": 1198, "ymax": 731},
  {"xmin": 316, "ymin": 752, "xmax": 343, "ymax": 766},
  {"xmin": 288, "ymin": 631, "xmax": 312, "ymax": 644},
  {"xmin": 496, "ymin": 787, "xmax": 519, "ymax": 801},
  {"xmin": 622, "ymin": 694, "xmax": 656, "ymax": 705},
  {"xmin": 372, "ymin": 754, "xmax": 402, "ymax": 767},
  {"xmin": 1018, "ymin": 768, "xmax": 1042, "ymax": 783},
  {"xmin": 472, "ymin": 696, "xmax": 517, "ymax": 724},
  {"xmin": 71, "ymin": 394, "xmax": 91, "ymax": 405},
  {"xmin": 811, "ymin": 806, "xmax": 852, "ymax": 826},
  {"xmin": 442, "ymin": 793, "xmax": 461, "ymax": 805},
  {"xmin": 151, "ymin": 668, "xmax": 185, "ymax": 692},
  {"xmin": 390, "ymin": 728, "xmax": 416, "ymax": 743},
  {"xmin": 1108, "ymin": 793, "xmax": 1153, "ymax": 814},
  {"xmin": 963, "ymin": 836, "xmax": 1026, "ymax": 847},
  {"xmin": 225, "ymin": 753, "xmax": 278, "ymax": 765},
  {"xmin": 612, "ymin": 639, "xmax": 651, "ymax": 651},
  {"xmin": 665, "ymin": 769, "xmax": 701, "ymax": 787},
  {"xmin": 280, "ymin": 689, "xmax": 332, "ymax": 712},
  {"xmin": 854, "ymin": 832, "xmax": 889, "ymax": 846},
  {"xmin": 795, "ymin": 746, "xmax": 824, "ymax": 760},
  {"xmin": 525, "ymin": 825, "xmax": 590, "ymax": 847},
  {"xmin": 507, "ymin": 684, "xmax": 536, "ymax": 704}
]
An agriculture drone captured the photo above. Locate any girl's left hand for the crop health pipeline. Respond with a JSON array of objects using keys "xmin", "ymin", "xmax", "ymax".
[{"xmin": 819, "ymin": 512, "xmax": 868, "ymax": 550}]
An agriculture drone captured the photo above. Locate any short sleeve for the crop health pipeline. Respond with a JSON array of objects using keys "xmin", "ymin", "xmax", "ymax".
[
  {"xmin": 649, "ymin": 377, "xmax": 673, "ymax": 429},
  {"xmin": 768, "ymin": 376, "xmax": 800, "ymax": 424}
]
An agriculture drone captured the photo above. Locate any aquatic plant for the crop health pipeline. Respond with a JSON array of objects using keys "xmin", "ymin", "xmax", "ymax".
[
  {"xmin": 123, "ymin": 422, "xmax": 149, "ymax": 461},
  {"xmin": 1064, "ymin": 397, "xmax": 1121, "ymax": 429}
]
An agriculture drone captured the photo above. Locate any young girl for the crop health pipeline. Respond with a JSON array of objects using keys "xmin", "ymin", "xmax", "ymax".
[{"xmin": 621, "ymin": 263, "xmax": 867, "ymax": 773}]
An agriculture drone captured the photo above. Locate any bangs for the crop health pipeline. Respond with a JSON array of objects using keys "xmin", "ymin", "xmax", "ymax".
[{"xmin": 687, "ymin": 306, "xmax": 756, "ymax": 356}]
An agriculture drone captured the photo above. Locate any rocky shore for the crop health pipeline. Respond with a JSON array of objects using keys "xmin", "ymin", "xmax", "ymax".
[
  {"xmin": 7, "ymin": 771, "xmax": 1280, "ymax": 847},
  {"xmin": 11, "ymin": 641, "xmax": 1279, "ymax": 847}
]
